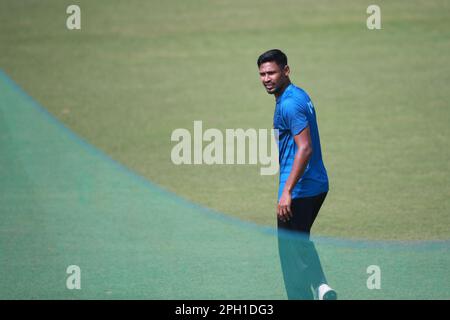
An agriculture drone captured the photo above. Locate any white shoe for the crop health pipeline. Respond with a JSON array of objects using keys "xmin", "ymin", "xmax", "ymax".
[{"xmin": 317, "ymin": 284, "xmax": 337, "ymax": 300}]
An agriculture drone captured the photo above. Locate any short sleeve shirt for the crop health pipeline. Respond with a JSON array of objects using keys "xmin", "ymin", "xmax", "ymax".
[{"xmin": 273, "ymin": 83, "xmax": 329, "ymax": 200}]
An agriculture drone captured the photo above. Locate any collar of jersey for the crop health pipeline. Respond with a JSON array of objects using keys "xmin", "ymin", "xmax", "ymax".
[{"xmin": 276, "ymin": 83, "xmax": 294, "ymax": 104}]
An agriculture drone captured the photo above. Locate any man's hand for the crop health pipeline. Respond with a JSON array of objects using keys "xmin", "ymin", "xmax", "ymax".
[{"xmin": 277, "ymin": 190, "xmax": 293, "ymax": 222}]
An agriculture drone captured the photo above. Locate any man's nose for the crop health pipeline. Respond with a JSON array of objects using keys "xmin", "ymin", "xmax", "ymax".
[{"xmin": 263, "ymin": 75, "xmax": 270, "ymax": 82}]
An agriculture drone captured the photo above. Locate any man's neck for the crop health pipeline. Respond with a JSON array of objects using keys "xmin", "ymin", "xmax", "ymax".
[{"xmin": 274, "ymin": 81, "xmax": 291, "ymax": 99}]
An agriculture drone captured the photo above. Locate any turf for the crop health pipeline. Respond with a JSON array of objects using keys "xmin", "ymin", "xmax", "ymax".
[
  {"xmin": 1, "ymin": 73, "xmax": 448, "ymax": 299},
  {"xmin": 0, "ymin": 0, "xmax": 449, "ymax": 240}
]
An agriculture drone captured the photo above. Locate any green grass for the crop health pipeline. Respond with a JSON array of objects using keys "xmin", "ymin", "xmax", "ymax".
[
  {"xmin": 1, "ymin": 0, "xmax": 449, "ymax": 240},
  {"xmin": 2, "ymin": 74, "xmax": 448, "ymax": 299}
]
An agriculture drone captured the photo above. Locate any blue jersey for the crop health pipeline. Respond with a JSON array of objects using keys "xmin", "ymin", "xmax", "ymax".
[{"xmin": 273, "ymin": 83, "xmax": 329, "ymax": 200}]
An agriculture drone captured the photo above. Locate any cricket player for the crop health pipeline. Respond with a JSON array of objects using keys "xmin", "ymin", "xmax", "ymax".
[{"xmin": 257, "ymin": 49, "xmax": 336, "ymax": 300}]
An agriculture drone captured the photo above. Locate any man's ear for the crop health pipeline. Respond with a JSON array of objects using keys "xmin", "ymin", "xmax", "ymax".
[{"xmin": 283, "ymin": 65, "xmax": 290, "ymax": 77}]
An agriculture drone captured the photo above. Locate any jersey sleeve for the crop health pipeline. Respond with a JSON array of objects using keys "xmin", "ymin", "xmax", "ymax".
[{"xmin": 282, "ymin": 98, "xmax": 309, "ymax": 136}]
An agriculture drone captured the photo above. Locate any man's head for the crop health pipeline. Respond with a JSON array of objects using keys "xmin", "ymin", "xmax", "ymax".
[{"xmin": 257, "ymin": 49, "xmax": 290, "ymax": 96}]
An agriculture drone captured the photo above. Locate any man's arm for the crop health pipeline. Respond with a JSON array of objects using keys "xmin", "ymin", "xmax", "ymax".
[{"xmin": 277, "ymin": 126, "xmax": 313, "ymax": 221}]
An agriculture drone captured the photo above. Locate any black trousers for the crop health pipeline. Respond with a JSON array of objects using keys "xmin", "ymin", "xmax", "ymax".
[{"xmin": 277, "ymin": 192, "xmax": 328, "ymax": 300}]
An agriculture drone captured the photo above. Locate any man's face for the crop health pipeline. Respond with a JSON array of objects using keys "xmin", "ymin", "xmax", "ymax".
[{"xmin": 259, "ymin": 61, "xmax": 290, "ymax": 95}]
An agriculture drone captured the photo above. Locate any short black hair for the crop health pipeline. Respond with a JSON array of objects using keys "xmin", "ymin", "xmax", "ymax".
[{"xmin": 257, "ymin": 49, "xmax": 288, "ymax": 69}]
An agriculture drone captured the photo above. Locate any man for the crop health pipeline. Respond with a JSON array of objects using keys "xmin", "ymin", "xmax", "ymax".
[{"xmin": 257, "ymin": 49, "xmax": 336, "ymax": 300}]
